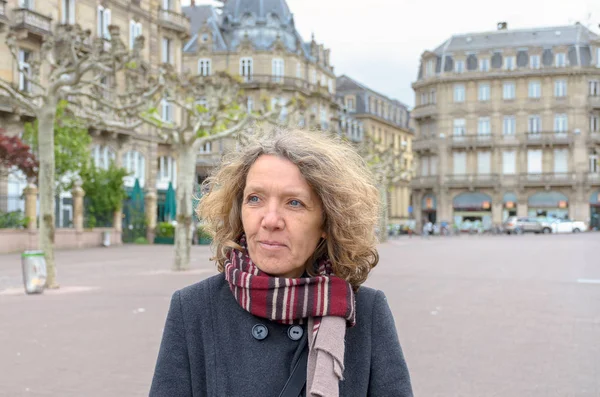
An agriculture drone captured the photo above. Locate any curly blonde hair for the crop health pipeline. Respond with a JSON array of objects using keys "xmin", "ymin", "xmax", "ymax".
[{"xmin": 197, "ymin": 128, "xmax": 380, "ymax": 289}]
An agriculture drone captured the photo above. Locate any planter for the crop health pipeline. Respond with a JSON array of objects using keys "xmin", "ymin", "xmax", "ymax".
[
  {"xmin": 198, "ymin": 237, "xmax": 212, "ymax": 245},
  {"xmin": 154, "ymin": 236, "xmax": 174, "ymax": 245}
]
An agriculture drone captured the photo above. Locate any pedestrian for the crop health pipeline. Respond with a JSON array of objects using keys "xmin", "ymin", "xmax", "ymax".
[{"xmin": 149, "ymin": 128, "xmax": 413, "ymax": 397}]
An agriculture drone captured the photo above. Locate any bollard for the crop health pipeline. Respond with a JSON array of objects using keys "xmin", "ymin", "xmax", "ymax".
[
  {"xmin": 102, "ymin": 230, "xmax": 111, "ymax": 247},
  {"xmin": 21, "ymin": 251, "xmax": 47, "ymax": 294}
]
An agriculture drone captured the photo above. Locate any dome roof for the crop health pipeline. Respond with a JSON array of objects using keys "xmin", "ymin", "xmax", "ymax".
[{"xmin": 222, "ymin": 0, "xmax": 293, "ymax": 25}]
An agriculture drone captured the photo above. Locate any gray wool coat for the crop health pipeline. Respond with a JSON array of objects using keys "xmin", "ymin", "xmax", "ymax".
[{"xmin": 149, "ymin": 273, "xmax": 413, "ymax": 397}]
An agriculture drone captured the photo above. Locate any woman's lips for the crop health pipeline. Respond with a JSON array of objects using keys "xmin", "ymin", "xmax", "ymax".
[{"xmin": 258, "ymin": 241, "xmax": 287, "ymax": 250}]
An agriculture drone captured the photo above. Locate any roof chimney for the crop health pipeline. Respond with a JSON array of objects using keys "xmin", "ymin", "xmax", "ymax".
[{"xmin": 497, "ymin": 22, "xmax": 508, "ymax": 30}]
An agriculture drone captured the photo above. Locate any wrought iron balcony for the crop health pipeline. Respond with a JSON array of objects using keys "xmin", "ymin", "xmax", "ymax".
[
  {"xmin": 411, "ymin": 175, "xmax": 439, "ymax": 189},
  {"xmin": 587, "ymin": 173, "xmax": 600, "ymax": 186},
  {"xmin": 519, "ymin": 172, "xmax": 576, "ymax": 187},
  {"xmin": 12, "ymin": 8, "xmax": 52, "ymax": 39},
  {"xmin": 449, "ymin": 134, "xmax": 494, "ymax": 149},
  {"xmin": 444, "ymin": 174, "xmax": 499, "ymax": 188},
  {"xmin": 412, "ymin": 137, "xmax": 437, "ymax": 152},
  {"xmin": 589, "ymin": 95, "xmax": 600, "ymax": 110},
  {"xmin": 240, "ymin": 75, "xmax": 334, "ymax": 99},
  {"xmin": 158, "ymin": 8, "xmax": 190, "ymax": 36},
  {"xmin": 412, "ymin": 103, "xmax": 437, "ymax": 120},
  {"xmin": 588, "ymin": 132, "xmax": 600, "ymax": 145},
  {"xmin": 523, "ymin": 131, "xmax": 573, "ymax": 147}
]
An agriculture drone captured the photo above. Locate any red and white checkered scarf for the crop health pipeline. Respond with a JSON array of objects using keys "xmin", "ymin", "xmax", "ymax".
[{"xmin": 224, "ymin": 235, "xmax": 356, "ymax": 396}]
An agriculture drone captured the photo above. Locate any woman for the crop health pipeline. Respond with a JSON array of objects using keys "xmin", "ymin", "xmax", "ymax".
[{"xmin": 150, "ymin": 129, "xmax": 413, "ymax": 397}]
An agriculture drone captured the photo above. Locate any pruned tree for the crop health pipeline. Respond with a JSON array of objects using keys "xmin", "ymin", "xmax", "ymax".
[
  {"xmin": 0, "ymin": 130, "xmax": 38, "ymax": 181},
  {"xmin": 359, "ymin": 135, "xmax": 409, "ymax": 242},
  {"xmin": 0, "ymin": 23, "xmax": 142, "ymax": 288},
  {"xmin": 76, "ymin": 65, "xmax": 297, "ymax": 270}
]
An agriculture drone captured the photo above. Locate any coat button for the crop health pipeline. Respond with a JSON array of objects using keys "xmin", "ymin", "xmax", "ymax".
[
  {"xmin": 287, "ymin": 325, "xmax": 304, "ymax": 341},
  {"xmin": 252, "ymin": 324, "xmax": 268, "ymax": 341}
]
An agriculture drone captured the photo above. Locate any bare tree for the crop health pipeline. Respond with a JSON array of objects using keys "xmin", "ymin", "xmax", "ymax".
[
  {"xmin": 76, "ymin": 66, "xmax": 295, "ymax": 271},
  {"xmin": 359, "ymin": 135, "xmax": 409, "ymax": 243},
  {"xmin": 0, "ymin": 24, "xmax": 140, "ymax": 288}
]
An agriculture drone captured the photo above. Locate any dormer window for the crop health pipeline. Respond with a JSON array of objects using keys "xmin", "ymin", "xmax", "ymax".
[
  {"xmin": 555, "ymin": 53, "xmax": 566, "ymax": 67},
  {"xmin": 425, "ymin": 59, "xmax": 435, "ymax": 76},
  {"xmin": 455, "ymin": 60, "xmax": 465, "ymax": 73},
  {"xmin": 504, "ymin": 56, "xmax": 516, "ymax": 70},
  {"xmin": 479, "ymin": 58, "xmax": 490, "ymax": 72}
]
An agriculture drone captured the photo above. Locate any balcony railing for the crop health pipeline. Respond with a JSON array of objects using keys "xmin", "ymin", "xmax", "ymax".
[
  {"xmin": 13, "ymin": 8, "xmax": 52, "ymax": 38},
  {"xmin": 587, "ymin": 173, "xmax": 600, "ymax": 186},
  {"xmin": 524, "ymin": 131, "xmax": 572, "ymax": 146},
  {"xmin": 158, "ymin": 8, "xmax": 190, "ymax": 34},
  {"xmin": 444, "ymin": 174, "xmax": 499, "ymax": 188},
  {"xmin": 412, "ymin": 103, "xmax": 437, "ymax": 120},
  {"xmin": 411, "ymin": 175, "xmax": 439, "ymax": 189},
  {"xmin": 519, "ymin": 172, "xmax": 576, "ymax": 187},
  {"xmin": 450, "ymin": 134, "xmax": 494, "ymax": 148},
  {"xmin": 413, "ymin": 137, "xmax": 437, "ymax": 152},
  {"xmin": 589, "ymin": 132, "xmax": 600, "ymax": 145},
  {"xmin": 240, "ymin": 75, "xmax": 334, "ymax": 98},
  {"xmin": 589, "ymin": 95, "xmax": 600, "ymax": 110}
]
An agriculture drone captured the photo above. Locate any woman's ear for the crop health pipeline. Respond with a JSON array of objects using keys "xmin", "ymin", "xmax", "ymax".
[{"xmin": 321, "ymin": 231, "xmax": 327, "ymax": 239}]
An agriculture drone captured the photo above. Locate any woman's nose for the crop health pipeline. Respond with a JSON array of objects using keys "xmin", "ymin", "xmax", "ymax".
[{"xmin": 261, "ymin": 203, "xmax": 284, "ymax": 230}]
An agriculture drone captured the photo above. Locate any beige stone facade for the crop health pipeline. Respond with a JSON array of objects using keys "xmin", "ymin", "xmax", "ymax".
[
  {"xmin": 0, "ymin": 0, "xmax": 189, "ymax": 227},
  {"xmin": 411, "ymin": 24, "xmax": 600, "ymax": 231},
  {"xmin": 336, "ymin": 75, "xmax": 413, "ymax": 224}
]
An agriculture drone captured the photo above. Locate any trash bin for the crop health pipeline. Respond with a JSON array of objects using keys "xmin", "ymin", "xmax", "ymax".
[
  {"xmin": 102, "ymin": 231, "xmax": 111, "ymax": 247},
  {"xmin": 21, "ymin": 251, "xmax": 47, "ymax": 294}
]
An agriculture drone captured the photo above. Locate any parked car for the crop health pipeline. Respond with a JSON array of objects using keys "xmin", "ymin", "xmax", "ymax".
[
  {"xmin": 503, "ymin": 216, "xmax": 555, "ymax": 234},
  {"xmin": 551, "ymin": 219, "xmax": 587, "ymax": 233}
]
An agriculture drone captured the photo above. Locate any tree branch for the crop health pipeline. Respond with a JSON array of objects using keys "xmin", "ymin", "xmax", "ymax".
[{"xmin": 0, "ymin": 80, "xmax": 38, "ymax": 114}]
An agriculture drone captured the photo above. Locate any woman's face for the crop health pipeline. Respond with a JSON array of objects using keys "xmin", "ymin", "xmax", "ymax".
[{"xmin": 241, "ymin": 154, "xmax": 325, "ymax": 278}]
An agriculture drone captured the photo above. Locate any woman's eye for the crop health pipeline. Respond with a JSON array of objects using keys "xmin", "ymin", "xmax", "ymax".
[
  {"xmin": 289, "ymin": 200, "xmax": 303, "ymax": 208},
  {"xmin": 247, "ymin": 195, "xmax": 260, "ymax": 203}
]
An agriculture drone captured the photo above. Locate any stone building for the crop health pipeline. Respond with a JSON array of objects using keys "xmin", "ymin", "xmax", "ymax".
[
  {"xmin": 182, "ymin": 0, "xmax": 343, "ymax": 180},
  {"xmin": 411, "ymin": 23, "xmax": 600, "ymax": 230},
  {"xmin": 0, "ymin": 0, "xmax": 189, "ymax": 228},
  {"xmin": 336, "ymin": 75, "xmax": 413, "ymax": 224}
]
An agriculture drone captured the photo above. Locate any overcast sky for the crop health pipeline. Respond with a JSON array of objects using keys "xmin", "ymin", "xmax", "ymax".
[{"xmin": 183, "ymin": 0, "xmax": 600, "ymax": 108}]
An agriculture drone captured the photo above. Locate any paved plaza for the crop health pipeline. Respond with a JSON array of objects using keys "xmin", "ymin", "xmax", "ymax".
[{"xmin": 0, "ymin": 233, "xmax": 599, "ymax": 396}]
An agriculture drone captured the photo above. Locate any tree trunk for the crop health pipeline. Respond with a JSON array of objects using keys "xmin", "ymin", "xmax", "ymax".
[
  {"xmin": 378, "ymin": 182, "xmax": 388, "ymax": 243},
  {"xmin": 38, "ymin": 102, "xmax": 58, "ymax": 288},
  {"xmin": 173, "ymin": 143, "xmax": 197, "ymax": 271}
]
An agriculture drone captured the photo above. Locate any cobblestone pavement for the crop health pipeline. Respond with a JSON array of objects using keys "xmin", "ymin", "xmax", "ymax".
[{"xmin": 0, "ymin": 233, "xmax": 599, "ymax": 396}]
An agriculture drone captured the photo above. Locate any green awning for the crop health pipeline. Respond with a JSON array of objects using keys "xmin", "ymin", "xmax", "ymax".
[
  {"xmin": 453, "ymin": 192, "xmax": 492, "ymax": 209},
  {"xmin": 503, "ymin": 192, "xmax": 517, "ymax": 203},
  {"xmin": 528, "ymin": 191, "xmax": 568, "ymax": 208}
]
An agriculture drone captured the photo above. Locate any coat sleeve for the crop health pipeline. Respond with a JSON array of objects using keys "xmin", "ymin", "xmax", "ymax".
[
  {"xmin": 367, "ymin": 290, "xmax": 414, "ymax": 397},
  {"xmin": 149, "ymin": 290, "xmax": 193, "ymax": 397}
]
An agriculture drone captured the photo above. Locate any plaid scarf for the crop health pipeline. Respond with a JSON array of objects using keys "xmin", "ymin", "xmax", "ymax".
[{"xmin": 224, "ymin": 235, "xmax": 356, "ymax": 332}]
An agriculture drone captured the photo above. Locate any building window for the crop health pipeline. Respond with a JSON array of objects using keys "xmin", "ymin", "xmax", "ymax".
[
  {"xmin": 240, "ymin": 57, "xmax": 253, "ymax": 81},
  {"xmin": 528, "ymin": 80, "xmax": 541, "ymax": 98},
  {"xmin": 590, "ymin": 81, "xmax": 600, "ymax": 96},
  {"xmin": 161, "ymin": 99, "xmax": 173, "ymax": 122},
  {"xmin": 19, "ymin": 0, "xmax": 34, "ymax": 9},
  {"xmin": 528, "ymin": 115, "xmax": 542, "ymax": 133},
  {"xmin": 346, "ymin": 97, "xmax": 355, "ymax": 111},
  {"xmin": 555, "ymin": 53, "xmax": 567, "ymax": 67},
  {"xmin": 310, "ymin": 69, "xmax": 317, "ymax": 85},
  {"xmin": 504, "ymin": 56, "xmax": 516, "ymax": 70},
  {"xmin": 479, "ymin": 58, "xmax": 490, "ymax": 72},
  {"xmin": 246, "ymin": 96, "xmax": 253, "ymax": 114},
  {"xmin": 129, "ymin": 20, "xmax": 143, "ymax": 49},
  {"xmin": 478, "ymin": 117, "xmax": 491, "ymax": 135},
  {"xmin": 18, "ymin": 49, "xmax": 31, "ymax": 92},
  {"xmin": 421, "ymin": 156, "xmax": 430, "ymax": 176},
  {"xmin": 477, "ymin": 151, "xmax": 491, "ymax": 174},
  {"xmin": 453, "ymin": 118, "xmax": 466, "ymax": 136},
  {"xmin": 420, "ymin": 92, "xmax": 427, "ymax": 106},
  {"xmin": 161, "ymin": 37, "xmax": 171, "ymax": 64},
  {"xmin": 97, "ymin": 6, "xmax": 111, "ymax": 40},
  {"xmin": 502, "ymin": 151, "xmax": 516, "ymax": 175},
  {"xmin": 425, "ymin": 59, "xmax": 435, "ymax": 76},
  {"xmin": 162, "ymin": 0, "xmax": 172, "ymax": 10},
  {"xmin": 62, "ymin": 0, "xmax": 75, "ymax": 24},
  {"xmin": 455, "ymin": 60, "xmax": 465, "ymax": 74},
  {"xmin": 478, "ymin": 83, "xmax": 490, "ymax": 101},
  {"xmin": 503, "ymin": 116, "xmax": 516, "ymax": 135},
  {"xmin": 554, "ymin": 79, "xmax": 567, "ymax": 97},
  {"xmin": 454, "ymin": 84, "xmax": 465, "ymax": 102},
  {"xmin": 430, "ymin": 89, "xmax": 436, "ymax": 104},
  {"xmin": 590, "ymin": 150, "xmax": 599, "ymax": 173},
  {"xmin": 503, "ymin": 82, "xmax": 515, "ymax": 100},
  {"xmin": 199, "ymin": 142, "xmax": 212, "ymax": 154},
  {"xmin": 530, "ymin": 55, "xmax": 541, "ymax": 69},
  {"xmin": 527, "ymin": 150, "xmax": 543, "ymax": 174},
  {"xmin": 92, "ymin": 145, "xmax": 116, "ymax": 170},
  {"xmin": 453, "ymin": 152, "xmax": 467, "ymax": 175},
  {"xmin": 157, "ymin": 156, "xmax": 177, "ymax": 186},
  {"xmin": 553, "ymin": 149, "xmax": 568, "ymax": 173},
  {"xmin": 122, "ymin": 151, "xmax": 145, "ymax": 187},
  {"xmin": 591, "ymin": 115, "xmax": 600, "ymax": 132},
  {"xmin": 554, "ymin": 114, "xmax": 568, "ymax": 133},
  {"xmin": 296, "ymin": 63, "xmax": 302, "ymax": 78},
  {"xmin": 197, "ymin": 58, "xmax": 211, "ymax": 76},
  {"xmin": 272, "ymin": 58, "xmax": 284, "ymax": 82}
]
